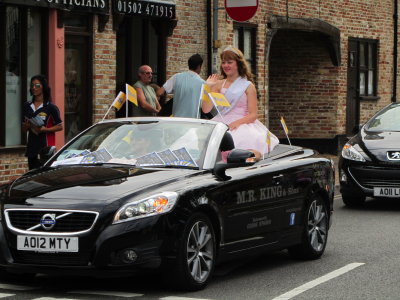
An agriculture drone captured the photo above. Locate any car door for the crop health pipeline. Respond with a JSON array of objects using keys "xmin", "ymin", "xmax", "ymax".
[{"xmin": 209, "ymin": 160, "xmax": 309, "ymax": 254}]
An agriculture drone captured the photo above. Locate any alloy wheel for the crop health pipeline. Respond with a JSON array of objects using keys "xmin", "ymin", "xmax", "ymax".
[{"xmin": 186, "ymin": 220, "xmax": 214, "ymax": 283}]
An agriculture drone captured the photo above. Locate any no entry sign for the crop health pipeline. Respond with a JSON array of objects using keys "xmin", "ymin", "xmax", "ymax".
[{"xmin": 225, "ymin": 0, "xmax": 258, "ymax": 22}]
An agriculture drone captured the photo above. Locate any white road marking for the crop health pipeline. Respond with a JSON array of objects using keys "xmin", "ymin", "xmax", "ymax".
[
  {"xmin": 0, "ymin": 293, "xmax": 15, "ymax": 298},
  {"xmin": 0, "ymin": 283, "xmax": 39, "ymax": 290},
  {"xmin": 68, "ymin": 290, "xmax": 143, "ymax": 298},
  {"xmin": 161, "ymin": 297, "xmax": 212, "ymax": 300},
  {"xmin": 33, "ymin": 298, "xmax": 77, "ymax": 300},
  {"xmin": 272, "ymin": 262, "xmax": 365, "ymax": 300}
]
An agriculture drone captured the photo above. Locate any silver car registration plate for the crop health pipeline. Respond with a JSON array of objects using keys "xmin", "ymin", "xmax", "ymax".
[
  {"xmin": 17, "ymin": 235, "xmax": 78, "ymax": 252},
  {"xmin": 373, "ymin": 187, "xmax": 400, "ymax": 198}
]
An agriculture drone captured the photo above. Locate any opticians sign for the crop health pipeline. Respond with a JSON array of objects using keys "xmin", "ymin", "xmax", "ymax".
[
  {"xmin": 0, "ymin": 0, "xmax": 109, "ymax": 14},
  {"xmin": 225, "ymin": 0, "xmax": 258, "ymax": 22},
  {"xmin": 114, "ymin": 0, "xmax": 176, "ymax": 19}
]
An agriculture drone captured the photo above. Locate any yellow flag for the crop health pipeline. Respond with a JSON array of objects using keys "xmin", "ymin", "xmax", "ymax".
[
  {"xmin": 111, "ymin": 91, "xmax": 126, "ymax": 111},
  {"xmin": 126, "ymin": 84, "xmax": 138, "ymax": 106},
  {"xmin": 201, "ymin": 84, "xmax": 211, "ymax": 102},
  {"xmin": 280, "ymin": 116, "xmax": 289, "ymax": 135},
  {"xmin": 209, "ymin": 92, "xmax": 231, "ymax": 107}
]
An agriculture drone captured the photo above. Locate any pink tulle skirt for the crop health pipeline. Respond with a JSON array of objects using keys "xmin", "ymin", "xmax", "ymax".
[{"xmin": 213, "ymin": 114, "xmax": 280, "ymax": 155}]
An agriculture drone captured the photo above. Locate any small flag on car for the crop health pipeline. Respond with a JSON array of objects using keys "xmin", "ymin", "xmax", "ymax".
[
  {"xmin": 126, "ymin": 84, "xmax": 138, "ymax": 106},
  {"xmin": 209, "ymin": 92, "xmax": 231, "ymax": 107},
  {"xmin": 201, "ymin": 84, "xmax": 212, "ymax": 102},
  {"xmin": 280, "ymin": 116, "xmax": 289, "ymax": 135},
  {"xmin": 111, "ymin": 91, "xmax": 126, "ymax": 111}
]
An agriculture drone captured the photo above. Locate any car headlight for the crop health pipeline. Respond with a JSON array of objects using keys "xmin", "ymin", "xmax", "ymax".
[
  {"xmin": 341, "ymin": 143, "xmax": 366, "ymax": 162},
  {"xmin": 113, "ymin": 191, "xmax": 178, "ymax": 224}
]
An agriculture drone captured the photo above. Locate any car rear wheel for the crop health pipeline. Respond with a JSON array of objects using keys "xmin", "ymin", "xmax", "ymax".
[
  {"xmin": 288, "ymin": 194, "xmax": 328, "ymax": 260},
  {"xmin": 164, "ymin": 212, "xmax": 216, "ymax": 291},
  {"xmin": 342, "ymin": 192, "xmax": 366, "ymax": 207}
]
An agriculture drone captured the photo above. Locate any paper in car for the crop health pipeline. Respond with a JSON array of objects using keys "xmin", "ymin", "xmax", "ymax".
[
  {"xmin": 51, "ymin": 156, "xmax": 84, "ymax": 166},
  {"xmin": 157, "ymin": 149, "xmax": 179, "ymax": 165},
  {"xmin": 80, "ymin": 148, "xmax": 113, "ymax": 164},
  {"xmin": 29, "ymin": 115, "xmax": 44, "ymax": 127},
  {"xmin": 172, "ymin": 147, "xmax": 198, "ymax": 167},
  {"xmin": 136, "ymin": 152, "xmax": 165, "ymax": 166}
]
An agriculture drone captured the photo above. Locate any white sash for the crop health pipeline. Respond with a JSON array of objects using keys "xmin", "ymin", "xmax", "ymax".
[{"xmin": 220, "ymin": 77, "xmax": 251, "ymax": 115}]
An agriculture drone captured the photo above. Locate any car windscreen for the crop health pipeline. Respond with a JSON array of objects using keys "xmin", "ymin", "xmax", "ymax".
[
  {"xmin": 51, "ymin": 120, "xmax": 215, "ymax": 168},
  {"xmin": 366, "ymin": 103, "xmax": 400, "ymax": 132}
]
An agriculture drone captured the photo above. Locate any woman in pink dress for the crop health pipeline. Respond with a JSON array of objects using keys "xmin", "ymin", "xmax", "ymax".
[{"xmin": 202, "ymin": 46, "xmax": 279, "ymax": 160}]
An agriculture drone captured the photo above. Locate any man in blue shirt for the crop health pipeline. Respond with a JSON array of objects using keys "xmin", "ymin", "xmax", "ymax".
[{"xmin": 157, "ymin": 54, "xmax": 205, "ymax": 118}]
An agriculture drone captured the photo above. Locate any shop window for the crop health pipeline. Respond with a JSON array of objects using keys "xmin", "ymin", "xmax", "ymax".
[
  {"xmin": 233, "ymin": 23, "xmax": 257, "ymax": 77},
  {"xmin": 64, "ymin": 13, "xmax": 93, "ymax": 142},
  {"xmin": 356, "ymin": 39, "xmax": 378, "ymax": 98},
  {"xmin": 0, "ymin": 6, "xmax": 47, "ymax": 147}
]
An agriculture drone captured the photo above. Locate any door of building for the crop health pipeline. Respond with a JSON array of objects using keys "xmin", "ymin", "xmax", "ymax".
[
  {"xmin": 346, "ymin": 39, "xmax": 360, "ymax": 135},
  {"xmin": 64, "ymin": 12, "xmax": 93, "ymax": 142}
]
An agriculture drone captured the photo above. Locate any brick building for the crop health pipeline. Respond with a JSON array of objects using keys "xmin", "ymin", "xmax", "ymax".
[{"xmin": 0, "ymin": 0, "xmax": 398, "ymax": 183}]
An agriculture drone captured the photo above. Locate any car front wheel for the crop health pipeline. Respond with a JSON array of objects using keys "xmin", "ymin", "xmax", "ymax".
[
  {"xmin": 164, "ymin": 212, "xmax": 216, "ymax": 291},
  {"xmin": 288, "ymin": 194, "xmax": 329, "ymax": 260}
]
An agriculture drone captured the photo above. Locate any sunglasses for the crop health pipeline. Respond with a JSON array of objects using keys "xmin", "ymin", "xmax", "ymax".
[
  {"xmin": 31, "ymin": 83, "xmax": 42, "ymax": 88},
  {"xmin": 141, "ymin": 72, "xmax": 153, "ymax": 75}
]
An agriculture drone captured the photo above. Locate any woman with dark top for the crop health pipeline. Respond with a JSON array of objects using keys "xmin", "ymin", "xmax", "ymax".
[{"xmin": 22, "ymin": 75, "xmax": 63, "ymax": 170}]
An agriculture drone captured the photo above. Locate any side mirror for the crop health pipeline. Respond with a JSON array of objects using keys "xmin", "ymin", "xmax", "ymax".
[
  {"xmin": 213, "ymin": 149, "xmax": 256, "ymax": 181},
  {"xmin": 352, "ymin": 124, "xmax": 363, "ymax": 134},
  {"xmin": 227, "ymin": 149, "xmax": 255, "ymax": 163}
]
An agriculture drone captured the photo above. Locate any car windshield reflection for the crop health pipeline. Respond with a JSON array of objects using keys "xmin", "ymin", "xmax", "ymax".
[
  {"xmin": 51, "ymin": 120, "xmax": 215, "ymax": 168},
  {"xmin": 367, "ymin": 103, "xmax": 400, "ymax": 132}
]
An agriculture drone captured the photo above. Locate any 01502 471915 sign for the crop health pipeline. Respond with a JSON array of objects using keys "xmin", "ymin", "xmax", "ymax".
[{"xmin": 116, "ymin": 0, "xmax": 174, "ymax": 19}]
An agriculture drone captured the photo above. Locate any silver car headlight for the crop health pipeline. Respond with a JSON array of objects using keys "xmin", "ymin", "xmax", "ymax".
[
  {"xmin": 341, "ymin": 143, "xmax": 366, "ymax": 162},
  {"xmin": 113, "ymin": 191, "xmax": 178, "ymax": 224}
]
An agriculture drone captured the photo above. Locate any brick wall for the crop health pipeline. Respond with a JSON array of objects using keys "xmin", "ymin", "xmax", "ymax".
[
  {"xmin": 269, "ymin": 31, "xmax": 339, "ymax": 138},
  {"xmin": 92, "ymin": 14, "xmax": 117, "ymax": 123},
  {"xmin": 0, "ymin": 150, "xmax": 28, "ymax": 185}
]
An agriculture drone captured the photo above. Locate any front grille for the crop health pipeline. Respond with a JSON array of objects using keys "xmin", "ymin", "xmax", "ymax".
[
  {"xmin": 5, "ymin": 210, "xmax": 98, "ymax": 234},
  {"xmin": 11, "ymin": 250, "xmax": 90, "ymax": 266},
  {"xmin": 349, "ymin": 165, "xmax": 400, "ymax": 189}
]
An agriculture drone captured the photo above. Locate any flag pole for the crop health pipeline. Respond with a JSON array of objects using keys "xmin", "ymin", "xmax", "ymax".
[
  {"xmin": 125, "ymin": 84, "xmax": 129, "ymax": 118},
  {"xmin": 208, "ymin": 93, "xmax": 226, "ymax": 123},
  {"xmin": 196, "ymin": 84, "xmax": 204, "ymax": 119},
  {"xmin": 101, "ymin": 105, "xmax": 114, "ymax": 122}
]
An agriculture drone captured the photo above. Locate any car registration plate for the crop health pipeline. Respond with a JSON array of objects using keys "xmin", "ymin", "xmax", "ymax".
[
  {"xmin": 373, "ymin": 187, "xmax": 400, "ymax": 198},
  {"xmin": 17, "ymin": 235, "xmax": 78, "ymax": 252}
]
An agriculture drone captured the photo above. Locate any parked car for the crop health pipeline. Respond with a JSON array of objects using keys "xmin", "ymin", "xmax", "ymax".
[
  {"xmin": 339, "ymin": 102, "xmax": 400, "ymax": 206},
  {"xmin": 0, "ymin": 117, "xmax": 334, "ymax": 290}
]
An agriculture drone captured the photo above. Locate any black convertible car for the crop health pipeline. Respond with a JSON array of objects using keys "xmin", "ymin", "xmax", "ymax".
[
  {"xmin": 339, "ymin": 102, "xmax": 400, "ymax": 206},
  {"xmin": 0, "ymin": 117, "xmax": 334, "ymax": 290}
]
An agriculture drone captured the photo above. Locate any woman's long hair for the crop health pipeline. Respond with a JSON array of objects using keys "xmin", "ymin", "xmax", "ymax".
[
  {"xmin": 30, "ymin": 74, "xmax": 52, "ymax": 103},
  {"xmin": 220, "ymin": 47, "xmax": 254, "ymax": 83}
]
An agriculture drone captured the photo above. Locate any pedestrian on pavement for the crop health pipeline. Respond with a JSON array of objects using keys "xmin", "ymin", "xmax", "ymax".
[
  {"xmin": 22, "ymin": 74, "xmax": 63, "ymax": 170},
  {"xmin": 157, "ymin": 54, "xmax": 205, "ymax": 118},
  {"xmin": 132, "ymin": 65, "xmax": 161, "ymax": 116}
]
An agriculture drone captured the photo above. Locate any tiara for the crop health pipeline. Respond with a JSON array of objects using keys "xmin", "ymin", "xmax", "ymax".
[{"xmin": 222, "ymin": 46, "xmax": 240, "ymax": 56}]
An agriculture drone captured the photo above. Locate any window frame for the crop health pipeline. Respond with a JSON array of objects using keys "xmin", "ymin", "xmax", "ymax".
[
  {"xmin": 0, "ymin": 5, "xmax": 48, "ymax": 148},
  {"xmin": 233, "ymin": 22, "xmax": 257, "ymax": 79},
  {"xmin": 352, "ymin": 38, "xmax": 378, "ymax": 100}
]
